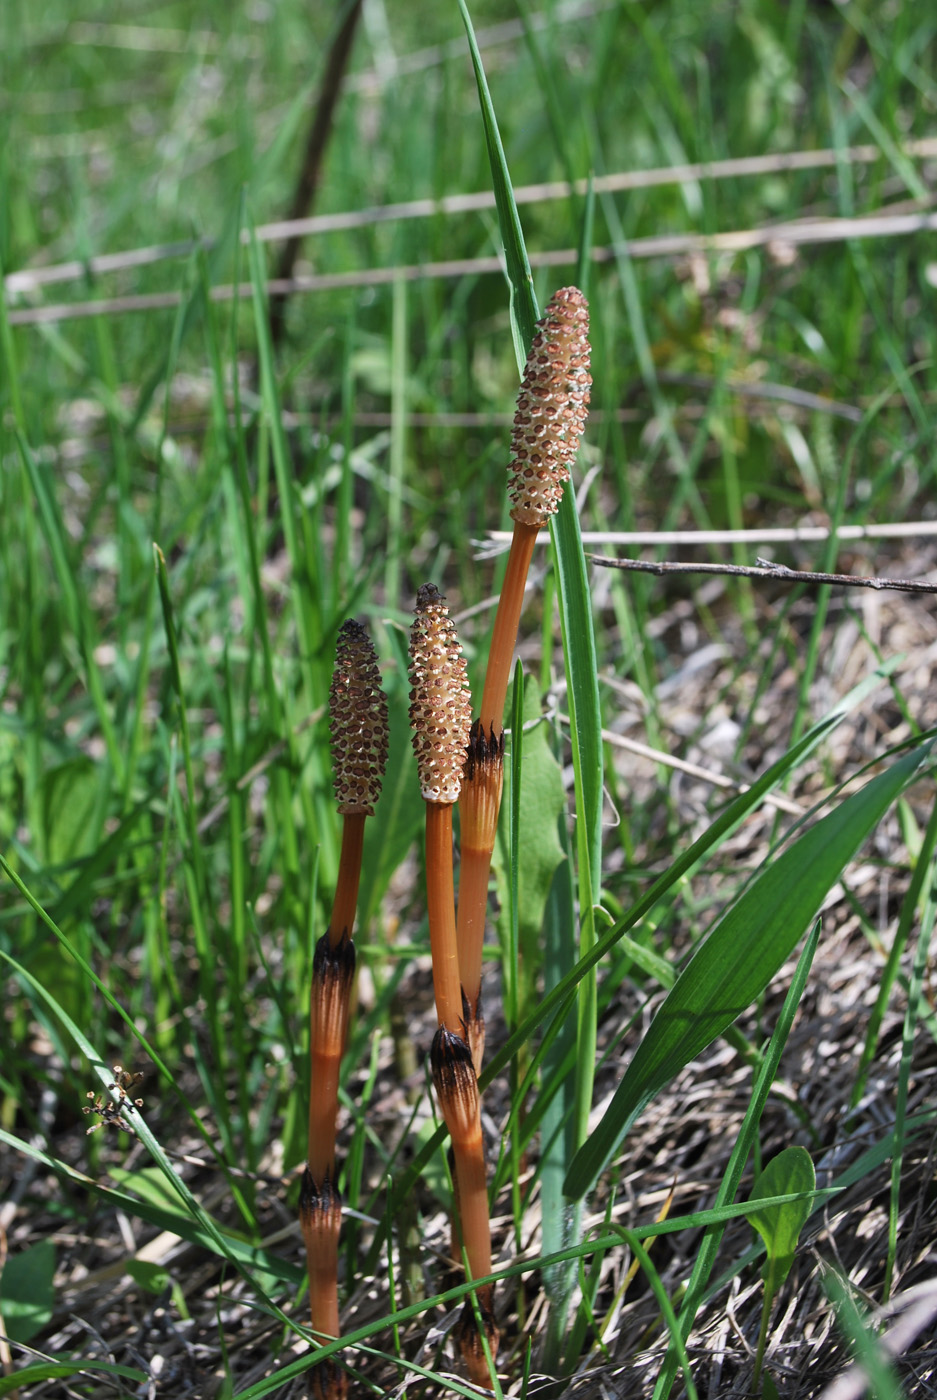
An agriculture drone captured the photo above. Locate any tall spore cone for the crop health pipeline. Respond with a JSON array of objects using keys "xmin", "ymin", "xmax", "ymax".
[
  {"xmin": 329, "ymin": 619, "xmax": 389, "ymax": 817},
  {"xmin": 408, "ymin": 583, "xmax": 472, "ymax": 1036},
  {"xmin": 327, "ymin": 619, "xmax": 389, "ymax": 944},
  {"xmin": 507, "ymin": 285, "xmax": 591, "ymax": 528},
  {"xmin": 479, "ymin": 288, "xmax": 591, "ymax": 737}
]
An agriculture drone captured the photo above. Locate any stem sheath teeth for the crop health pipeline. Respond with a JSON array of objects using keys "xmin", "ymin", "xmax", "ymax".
[
  {"xmin": 460, "ymin": 721, "xmax": 504, "ymax": 850},
  {"xmin": 310, "ymin": 931, "xmax": 355, "ymax": 1060},
  {"xmin": 299, "ymin": 1165, "xmax": 343, "ymax": 1237},
  {"xmin": 430, "ymin": 1027, "xmax": 480, "ymax": 1147},
  {"xmin": 456, "ymin": 1298, "xmax": 499, "ymax": 1386},
  {"xmin": 308, "ymin": 933, "xmax": 355, "ymax": 1184},
  {"xmin": 299, "ymin": 1166, "xmax": 347, "ymax": 1397}
]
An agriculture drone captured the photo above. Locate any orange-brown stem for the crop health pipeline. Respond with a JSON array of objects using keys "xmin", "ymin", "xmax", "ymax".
[
  {"xmin": 431, "ymin": 1029, "xmax": 494, "ymax": 1303},
  {"xmin": 308, "ymin": 932, "xmax": 355, "ymax": 1184},
  {"xmin": 457, "ymin": 845, "xmax": 492, "ymax": 1022},
  {"xmin": 327, "ymin": 811, "xmax": 366, "ymax": 946},
  {"xmin": 425, "ymin": 802, "xmax": 463, "ymax": 1035},
  {"xmin": 457, "ymin": 725, "xmax": 504, "ymax": 1062},
  {"xmin": 299, "ymin": 1168, "xmax": 347, "ymax": 1399},
  {"xmin": 478, "ymin": 520, "xmax": 539, "ymax": 736},
  {"xmin": 457, "ymin": 1297, "xmax": 499, "ymax": 1387}
]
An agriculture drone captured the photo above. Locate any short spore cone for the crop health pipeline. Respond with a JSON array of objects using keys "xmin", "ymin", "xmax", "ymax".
[{"xmin": 408, "ymin": 584, "xmax": 472, "ymax": 804}]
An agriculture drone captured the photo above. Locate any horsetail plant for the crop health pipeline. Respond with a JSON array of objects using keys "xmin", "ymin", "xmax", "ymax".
[
  {"xmin": 301, "ymin": 619, "xmax": 388, "ymax": 1399},
  {"xmin": 457, "ymin": 288, "xmax": 592, "ymax": 1067},
  {"xmin": 408, "ymin": 584, "xmax": 498, "ymax": 1383}
]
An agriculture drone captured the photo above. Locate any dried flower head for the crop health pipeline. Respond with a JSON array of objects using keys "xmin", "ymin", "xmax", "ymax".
[
  {"xmin": 329, "ymin": 620, "xmax": 389, "ymax": 815},
  {"xmin": 408, "ymin": 584, "xmax": 472, "ymax": 804},
  {"xmin": 507, "ymin": 286, "xmax": 592, "ymax": 527}
]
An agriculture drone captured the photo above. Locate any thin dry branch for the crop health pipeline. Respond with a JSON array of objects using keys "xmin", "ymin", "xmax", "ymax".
[
  {"xmin": 589, "ymin": 721, "xmax": 805, "ymax": 817},
  {"xmin": 484, "ymin": 523, "xmax": 937, "ymax": 552},
  {"xmin": 9, "ymin": 206, "xmax": 937, "ymax": 326},
  {"xmin": 588, "ymin": 553, "xmax": 937, "ymax": 595},
  {"xmin": 8, "ymin": 139, "xmax": 937, "ymax": 298},
  {"xmin": 10, "ymin": 206, "xmax": 937, "ymax": 325}
]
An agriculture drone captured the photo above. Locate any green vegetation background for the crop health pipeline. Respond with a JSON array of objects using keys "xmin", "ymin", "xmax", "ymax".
[{"xmin": 1, "ymin": 0, "xmax": 935, "ymax": 1393}]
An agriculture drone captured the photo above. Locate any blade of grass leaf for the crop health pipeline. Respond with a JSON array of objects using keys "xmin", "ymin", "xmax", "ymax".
[
  {"xmin": 456, "ymin": 0, "xmax": 536, "ymax": 351},
  {"xmin": 565, "ymin": 738, "xmax": 933, "ymax": 1199},
  {"xmin": 853, "ymin": 773, "xmax": 937, "ymax": 1110},
  {"xmin": 652, "ymin": 918, "xmax": 822, "ymax": 1400},
  {"xmin": 153, "ymin": 543, "xmax": 219, "ymax": 1056},
  {"xmin": 0, "ymin": 1363, "xmax": 148, "ymax": 1396},
  {"xmin": 886, "ymin": 804, "xmax": 937, "ymax": 1299},
  {"xmin": 16, "ymin": 430, "xmax": 123, "ymax": 783},
  {"xmin": 0, "ymin": 858, "xmax": 254, "ymax": 1223},
  {"xmin": 247, "ymin": 223, "xmax": 316, "ymax": 694},
  {"xmin": 823, "ymin": 1271, "xmax": 906, "ymax": 1400}
]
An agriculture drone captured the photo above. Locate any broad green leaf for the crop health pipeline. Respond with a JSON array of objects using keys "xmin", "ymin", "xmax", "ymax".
[
  {"xmin": 762, "ymin": 1374, "xmax": 781, "ymax": 1400},
  {"xmin": 565, "ymin": 739, "xmax": 932, "ymax": 1198},
  {"xmin": 747, "ymin": 1147, "xmax": 815, "ymax": 1292},
  {"xmin": 0, "ymin": 1239, "xmax": 55, "ymax": 1343}
]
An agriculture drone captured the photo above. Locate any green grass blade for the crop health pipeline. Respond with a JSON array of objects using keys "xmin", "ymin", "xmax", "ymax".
[
  {"xmin": 565, "ymin": 738, "xmax": 933, "ymax": 1199},
  {"xmin": 0, "ymin": 1126, "xmax": 300, "ymax": 1287},
  {"xmin": 456, "ymin": 0, "xmax": 536, "ymax": 351},
  {"xmin": 822, "ymin": 1271, "xmax": 907, "ymax": 1400},
  {"xmin": 15, "ymin": 430, "xmax": 123, "ymax": 783},
  {"xmin": 653, "ymin": 920, "xmax": 822, "ymax": 1400}
]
